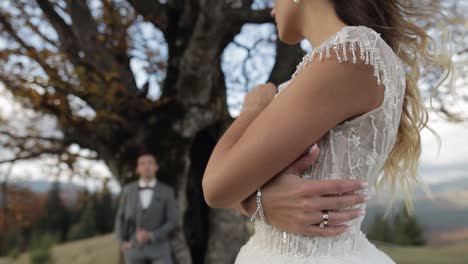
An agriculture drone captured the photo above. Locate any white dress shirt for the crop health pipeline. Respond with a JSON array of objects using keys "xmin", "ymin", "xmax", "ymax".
[{"xmin": 138, "ymin": 178, "xmax": 157, "ymax": 210}]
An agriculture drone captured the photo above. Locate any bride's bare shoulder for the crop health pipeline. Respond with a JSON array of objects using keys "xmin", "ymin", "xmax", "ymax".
[{"xmin": 284, "ymin": 28, "xmax": 387, "ymax": 119}]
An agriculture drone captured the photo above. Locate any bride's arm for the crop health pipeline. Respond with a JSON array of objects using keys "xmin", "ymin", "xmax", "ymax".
[
  {"xmin": 202, "ymin": 56, "xmax": 380, "ymax": 208},
  {"xmin": 230, "ymin": 192, "xmax": 256, "ymax": 217}
]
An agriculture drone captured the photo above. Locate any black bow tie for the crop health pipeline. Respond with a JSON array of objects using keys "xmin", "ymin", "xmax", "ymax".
[{"xmin": 138, "ymin": 186, "xmax": 153, "ymax": 191}]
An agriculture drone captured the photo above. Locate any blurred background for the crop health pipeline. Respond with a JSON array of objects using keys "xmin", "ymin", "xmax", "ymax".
[{"xmin": 0, "ymin": 0, "xmax": 467, "ymax": 264}]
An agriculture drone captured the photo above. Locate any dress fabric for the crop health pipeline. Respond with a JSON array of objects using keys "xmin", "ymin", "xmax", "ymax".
[{"xmin": 234, "ymin": 25, "xmax": 406, "ymax": 264}]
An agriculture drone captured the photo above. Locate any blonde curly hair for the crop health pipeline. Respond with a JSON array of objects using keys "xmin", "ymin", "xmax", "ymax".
[{"xmin": 330, "ymin": 0, "xmax": 454, "ymax": 214}]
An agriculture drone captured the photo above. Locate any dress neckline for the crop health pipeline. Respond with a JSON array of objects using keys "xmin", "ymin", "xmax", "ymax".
[
  {"xmin": 312, "ymin": 25, "xmax": 378, "ymax": 51},
  {"xmin": 290, "ymin": 25, "xmax": 381, "ymax": 79},
  {"xmin": 276, "ymin": 26, "xmax": 357, "ymax": 95},
  {"xmin": 312, "ymin": 25, "xmax": 350, "ymax": 50}
]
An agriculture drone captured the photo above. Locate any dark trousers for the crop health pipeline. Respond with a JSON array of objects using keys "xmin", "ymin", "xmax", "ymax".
[{"xmin": 124, "ymin": 251, "xmax": 173, "ymax": 264}]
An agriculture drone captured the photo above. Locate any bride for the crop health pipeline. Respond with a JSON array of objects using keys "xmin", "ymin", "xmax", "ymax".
[{"xmin": 202, "ymin": 0, "xmax": 450, "ymax": 263}]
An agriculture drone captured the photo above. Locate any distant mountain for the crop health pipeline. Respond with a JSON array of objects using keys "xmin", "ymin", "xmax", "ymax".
[
  {"xmin": 8, "ymin": 179, "xmax": 83, "ymax": 193},
  {"xmin": 3, "ymin": 179, "xmax": 85, "ymax": 207},
  {"xmin": 363, "ymin": 177, "xmax": 468, "ymax": 245},
  {"xmin": 418, "ymin": 177, "xmax": 468, "ymax": 195},
  {"xmin": 367, "ymin": 176, "xmax": 468, "ymax": 207}
]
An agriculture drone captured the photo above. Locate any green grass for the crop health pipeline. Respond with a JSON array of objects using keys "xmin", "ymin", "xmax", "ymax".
[
  {"xmin": 376, "ymin": 241, "xmax": 468, "ymax": 264},
  {"xmin": 1, "ymin": 234, "xmax": 467, "ymax": 264},
  {"xmin": 0, "ymin": 234, "xmax": 119, "ymax": 264}
]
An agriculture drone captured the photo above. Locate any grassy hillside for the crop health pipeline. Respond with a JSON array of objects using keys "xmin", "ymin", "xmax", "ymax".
[
  {"xmin": 0, "ymin": 234, "xmax": 118, "ymax": 264},
  {"xmin": 377, "ymin": 241, "xmax": 468, "ymax": 264},
  {"xmin": 1, "ymin": 234, "xmax": 467, "ymax": 264}
]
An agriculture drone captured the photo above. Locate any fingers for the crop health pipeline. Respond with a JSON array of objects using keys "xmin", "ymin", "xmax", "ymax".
[
  {"xmin": 259, "ymin": 82, "xmax": 278, "ymax": 96},
  {"xmin": 299, "ymin": 179, "xmax": 368, "ymax": 197},
  {"xmin": 316, "ymin": 194, "xmax": 368, "ymax": 211},
  {"xmin": 302, "ymin": 224, "xmax": 349, "ymax": 237},
  {"xmin": 264, "ymin": 82, "xmax": 277, "ymax": 90},
  {"xmin": 327, "ymin": 209, "xmax": 365, "ymax": 225},
  {"xmin": 296, "ymin": 209, "xmax": 362, "ymax": 237},
  {"xmin": 284, "ymin": 144, "xmax": 320, "ymax": 175},
  {"xmin": 294, "ymin": 208, "xmax": 364, "ymax": 227}
]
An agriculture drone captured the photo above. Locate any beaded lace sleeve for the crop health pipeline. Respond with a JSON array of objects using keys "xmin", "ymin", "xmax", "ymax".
[
  {"xmin": 293, "ymin": 27, "xmax": 392, "ymax": 87},
  {"xmin": 277, "ymin": 25, "xmax": 406, "ymax": 187}
]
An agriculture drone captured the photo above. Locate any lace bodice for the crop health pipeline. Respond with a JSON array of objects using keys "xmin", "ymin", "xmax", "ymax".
[{"xmin": 252, "ymin": 26, "xmax": 406, "ymax": 259}]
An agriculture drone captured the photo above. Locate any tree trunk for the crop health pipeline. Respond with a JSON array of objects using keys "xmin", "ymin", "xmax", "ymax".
[{"xmin": 0, "ymin": 1, "xmax": 304, "ymax": 263}]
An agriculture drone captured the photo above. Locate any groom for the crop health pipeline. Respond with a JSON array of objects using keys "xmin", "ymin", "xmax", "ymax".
[{"xmin": 115, "ymin": 150, "xmax": 178, "ymax": 264}]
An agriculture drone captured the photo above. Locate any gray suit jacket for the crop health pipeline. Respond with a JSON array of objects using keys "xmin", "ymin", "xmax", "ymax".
[{"xmin": 115, "ymin": 180, "xmax": 178, "ymax": 259}]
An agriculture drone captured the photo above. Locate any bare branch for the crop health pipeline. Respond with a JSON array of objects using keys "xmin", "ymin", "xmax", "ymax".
[
  {"xmin": 232, "ymin": 37, "xmax": 273, "ymax": 91},
  {"xmin": 24, "ymin": 19, "xmax": 59, "ymax": 47},
  {"xmin": 67, "ymin": 0, "xmax": 114, "ymax": 70},
  {"xmin": 36, "ymin": 0, "xmax": 82, "ymax": 64},
  {"xmin": 0, "ymin": 129, "xmax": 66, "ymax": 164},
  {"xmin": 0, "ymin": 129, "xmax": 98, "ymax": 166},
  {"xmin": 0, "ymin": 14, "xmax": 84, "ymax": 98},
  {"xmin": 0, "ymin": 130, "xmax": 63, "ymax": 144},
  {"xmin": 230, "ymin": 8, "xmax": 274, "ymax": 24},
  {"xmin": 127, "ymin": 0, "xmax": 168, "ymax": 34},
  {"xmin": 0, "ymin": 149, "xmax": 64, "ymax": 164},
  {"xmin": 0, "ymin": 75, "xmax": 73, "ymax": 119},
  {"xmin": 67, "ymin": 0, "xmax": 138, "ymax": 91}
]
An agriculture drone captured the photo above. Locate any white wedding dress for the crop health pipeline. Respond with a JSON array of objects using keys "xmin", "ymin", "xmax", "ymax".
[{"xmin": 234, "ymin": 25, "xmax": 405, "ymax": 264}]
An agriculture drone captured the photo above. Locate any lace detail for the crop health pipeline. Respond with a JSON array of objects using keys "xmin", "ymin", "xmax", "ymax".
[
  {"xmin": 237, "ymin": 25, "xmax": 406, "ymax": 261},
  {"xmin": 236, "ymin": 232, "xmax": 395, "ymax": 264},
  {"xmin": 292, "ymin": 26, "xmax": 391, "ymax": 88},
  {"xmin": 249, "ymin": 220, "xmax": 369, "ymax": 258}
]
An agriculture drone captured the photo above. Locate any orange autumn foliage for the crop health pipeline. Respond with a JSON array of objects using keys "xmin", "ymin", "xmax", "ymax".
[{"xmin": 0, "ymin": 185, "xmax": 46, "ymax": 240}]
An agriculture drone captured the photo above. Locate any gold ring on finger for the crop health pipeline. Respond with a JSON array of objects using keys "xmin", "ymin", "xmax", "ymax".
[{"xmin": 322, "ymin": 210, "xmax": 329, "ymax": 227}]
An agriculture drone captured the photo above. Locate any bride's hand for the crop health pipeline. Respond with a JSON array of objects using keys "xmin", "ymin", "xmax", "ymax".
[
  {"xmin": 242, "ymin": 145, "xmax": 368, "ymax": 237},
  {"xmin": 240, "ymin": 82, "xmax": 277, "ymax": 114}
]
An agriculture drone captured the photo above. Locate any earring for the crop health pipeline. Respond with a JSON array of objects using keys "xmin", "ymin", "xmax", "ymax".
[{"xmin": 293, "ymin": 0, "xmax": 300, "ymax": 3}]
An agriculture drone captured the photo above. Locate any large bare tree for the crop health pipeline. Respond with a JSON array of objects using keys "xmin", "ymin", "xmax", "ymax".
[{"xmin": 0, "ymin": 0, "xmax": 302, "ymax": 263}]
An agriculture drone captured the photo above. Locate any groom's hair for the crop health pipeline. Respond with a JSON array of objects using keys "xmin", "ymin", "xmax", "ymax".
[{"xmin": 136, "ymin": 148, "xmax": 159, "ymax": 163}]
